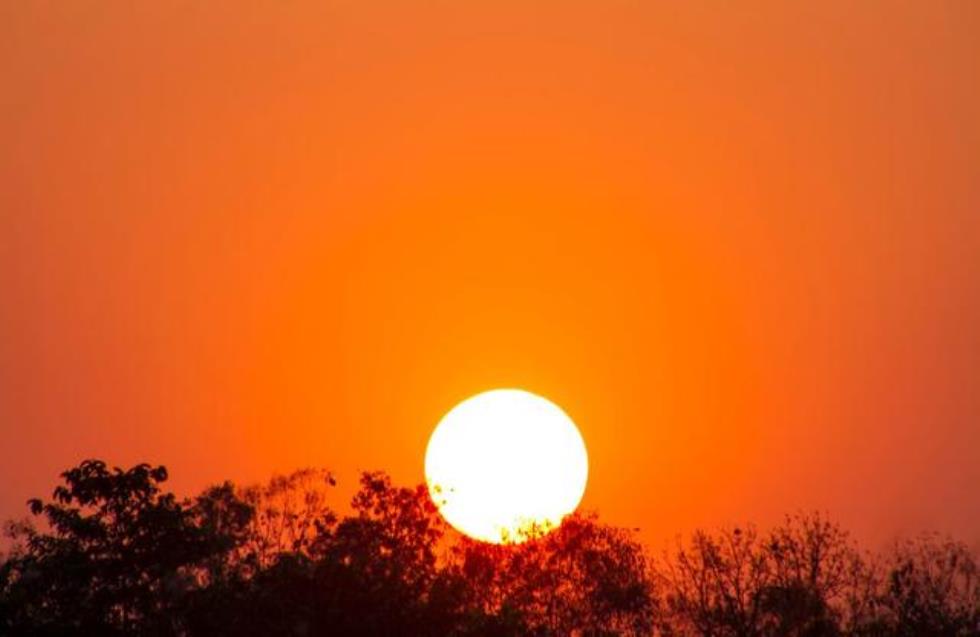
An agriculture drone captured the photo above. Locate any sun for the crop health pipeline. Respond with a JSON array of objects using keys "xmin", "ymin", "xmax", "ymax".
[{"xmin": 424, "ymin": 389, "xmax": 589, "ymax": 543}]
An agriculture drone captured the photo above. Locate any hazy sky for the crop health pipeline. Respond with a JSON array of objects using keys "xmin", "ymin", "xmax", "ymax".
[{"xmin": 2, "ymin": 1, "xmax": 978, "ymax": 548}]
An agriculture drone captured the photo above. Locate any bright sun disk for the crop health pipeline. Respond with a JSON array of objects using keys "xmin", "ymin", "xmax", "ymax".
[{"xmin": 424, "ymin": 389, "xmax": 589, "ymax": 543}]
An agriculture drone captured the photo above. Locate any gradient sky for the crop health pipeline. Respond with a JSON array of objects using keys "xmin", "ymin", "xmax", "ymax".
[{"xmin": 2, "ymin": 1, "xmax": 978, "ymax": 548}]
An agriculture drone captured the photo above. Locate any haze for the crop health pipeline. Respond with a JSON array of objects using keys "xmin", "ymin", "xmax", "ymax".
[{"xmin": 1, "ymin": 1, "xmax": 978, "ymax": 548}]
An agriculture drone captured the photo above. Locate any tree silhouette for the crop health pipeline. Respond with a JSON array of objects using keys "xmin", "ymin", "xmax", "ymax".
[
  {"xmin": 874, "ymin": 535, "xmax": 980, "ymax": 636},
  {"xmin": 653, "ymin": 514, "xmax": 872, "ymax": 637},
  {"xmin": 236, "ymin": 468, "xmax": 337, "ymax": 570},
  {"xmin": 0, "ymin": 460, "xmax": 252, "ymax": 635},
  {"xmin": 2, "ymin": 460, "xmax": 978, "ymax": 636},
  {"xmin": 447, "ymin": 512, "xmax": 655, "ymax": 636}
]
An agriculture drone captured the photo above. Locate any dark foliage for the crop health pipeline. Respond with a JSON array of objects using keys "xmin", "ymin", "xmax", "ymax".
[
  {"xmin": 0, "ymin": 460, "xmax": 251, "ymax": 635},
  {"xmin": 1, "ymin": 460, "xmax": 977, "ymax": 636}
]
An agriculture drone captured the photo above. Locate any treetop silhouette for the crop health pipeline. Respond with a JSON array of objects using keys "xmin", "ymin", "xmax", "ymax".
[{"xmin": 1, "ymin": 460, "xmax": 977, "ymax": 636}]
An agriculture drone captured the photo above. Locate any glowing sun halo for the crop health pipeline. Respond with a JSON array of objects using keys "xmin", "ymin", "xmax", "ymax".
[{"xmin": 425, "ymin": 389, "xmax": 589, "ymax": 543}]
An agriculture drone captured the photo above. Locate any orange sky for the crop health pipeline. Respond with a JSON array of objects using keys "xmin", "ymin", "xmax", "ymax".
[{"xmin": 2, "ymin": 1, "xmax": 978, "ymax": 548}]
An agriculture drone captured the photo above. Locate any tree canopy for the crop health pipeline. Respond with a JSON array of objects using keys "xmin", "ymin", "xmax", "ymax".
[{"xmin": 1, "ymin": 460, "xmax": 977, "ymax": 636}]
